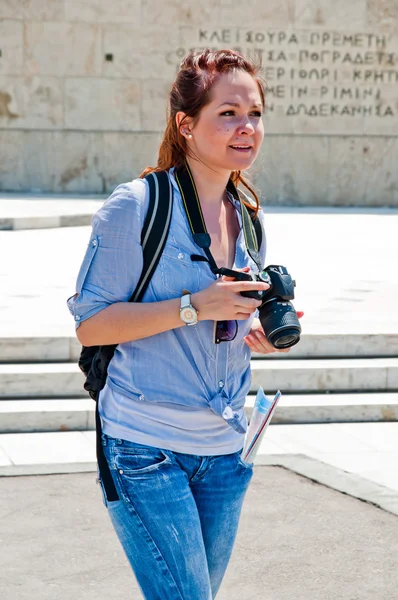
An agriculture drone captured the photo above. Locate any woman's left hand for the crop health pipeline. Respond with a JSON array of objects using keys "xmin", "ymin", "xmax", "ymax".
[{"xmin": 244, "ymin": 312, "xmax": 305, "ymax": 354}]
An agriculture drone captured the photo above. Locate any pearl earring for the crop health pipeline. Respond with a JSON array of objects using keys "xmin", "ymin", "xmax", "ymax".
[{"xmin": 183, "ymin": 130, "xmax": 192, "ymax": 139}]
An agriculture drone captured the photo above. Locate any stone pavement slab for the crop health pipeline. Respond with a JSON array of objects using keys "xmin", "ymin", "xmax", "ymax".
[
  {"xmin": 1, "ymin": 468, "xmax": 397, "ymax": 600},
  {"xmin": 1, "ymin": 424, "xmax": 398, "ymax": 516}
]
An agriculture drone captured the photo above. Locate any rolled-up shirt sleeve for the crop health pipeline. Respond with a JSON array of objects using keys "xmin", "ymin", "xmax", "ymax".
[{"xmin": 67, "ymin": 179, "xmax": 149, "ymax": 328}]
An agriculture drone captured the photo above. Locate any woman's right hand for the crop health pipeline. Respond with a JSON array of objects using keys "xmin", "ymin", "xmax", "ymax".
[{"xmin": 191, "ymin": 276, "xmax": 270, "ymax": 322}]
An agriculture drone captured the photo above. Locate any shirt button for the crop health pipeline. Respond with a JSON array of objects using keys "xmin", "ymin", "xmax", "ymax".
[
  {"xmin": 178, "ymin": 253, "xmax": 184, "ymax": 260},
  {"xmin": 218, "ymin": 380, "xmax": 224, "ymax": 388},
  {"xmin": 119, "ymin": 469, "xmax": 124, "ymax": 474},
  {"xmin": 75, "ymin": 315, "xmax": 81, "ymax": 321},
  {"xmin": 92, "ymin": 239, "xmax": 98, "ymax": 247},
  {"xmin": 139, "ymin": 394, "xmax": 145, "ymax": 401}
]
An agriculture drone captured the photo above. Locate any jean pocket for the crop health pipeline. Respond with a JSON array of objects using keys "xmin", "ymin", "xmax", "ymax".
[
  {"xmin": 236, "ymin": 452, "xmax": 255, "ymax": 472},
  {"xmin": 113, "ymin": 447, "xmax": 171, "ymax": 475}
]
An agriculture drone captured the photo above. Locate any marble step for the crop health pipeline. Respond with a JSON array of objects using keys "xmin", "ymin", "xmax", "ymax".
[
  {"xmin": 0, "ymin": 196, "xmax": 104, "ymax": 231},
  {"xmin": 1, "ymin": 393, "xmax": 397, "ymax": 434},
  {"xmin": 2, "ymin": 332, "xmax": 398, "ymax": 363},
  {"xmin": 0, "ymin": 358, "xmax": 398, "ymax": 399},
  {"xmin": 0, "ymin": 399, "xmax": 95, "ymax": 433}
]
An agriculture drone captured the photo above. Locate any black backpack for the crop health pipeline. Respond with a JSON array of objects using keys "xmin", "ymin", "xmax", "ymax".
[
  {"xmin": 78, "ymin": 170, "xmax": 173, "ymax": 502},
  {"xmin": 78, "ymin": 171, "xmax": 173, "ymax": 401}
]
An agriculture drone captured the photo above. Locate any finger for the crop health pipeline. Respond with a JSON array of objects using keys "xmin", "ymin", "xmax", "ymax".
[
  {"xmin": 244, "ymin": 335, "xmax": 268, "ymax": 353},
  {"xmin": 234, "ymin": 296, "xmax": 263, "ymax": 311},
  {"xmin": 224, "ymin": 281, "xmax": 270, "ymax": 293},
  {"xmin": 236, "ymin": 312, "xmax": 254, "ymax": 320},
  {"xmin": 221, "ymin": 266, "xmax": 251, "ymax": 282},
  {"xmin": 252, "ymin": 330, "xmax": 276, "ymax": 354}
]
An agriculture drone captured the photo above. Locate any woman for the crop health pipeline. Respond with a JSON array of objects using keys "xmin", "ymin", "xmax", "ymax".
[{"xmin": 68, "ymin": 49, "xmax": 303, "ymax": 599}]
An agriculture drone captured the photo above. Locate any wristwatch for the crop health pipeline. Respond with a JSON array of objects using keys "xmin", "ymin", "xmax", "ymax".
[{"xmin": 179, "ymin": 293, "xmax": 199, "ymax": 326}]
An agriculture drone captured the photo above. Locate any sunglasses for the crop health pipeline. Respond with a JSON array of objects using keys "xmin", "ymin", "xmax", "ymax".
[{"xmin": 214, "ymin": 320, "xmax": 238, "ymax": 344}]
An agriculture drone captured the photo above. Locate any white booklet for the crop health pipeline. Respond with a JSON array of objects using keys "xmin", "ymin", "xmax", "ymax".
[{"xmin": 241, "ymin": 388, "xmax": 282, "ymax": 464}]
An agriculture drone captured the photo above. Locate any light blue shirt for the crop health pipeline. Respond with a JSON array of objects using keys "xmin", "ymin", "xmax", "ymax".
[{"xmin": 67, "ymin": 168, "xmax": 266, "ymax": 455}]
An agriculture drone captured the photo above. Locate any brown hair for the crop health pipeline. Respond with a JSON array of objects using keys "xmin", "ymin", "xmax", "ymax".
[{"xmin": 140, "ymin": 48, "xmax": 266, "ymax": 215}]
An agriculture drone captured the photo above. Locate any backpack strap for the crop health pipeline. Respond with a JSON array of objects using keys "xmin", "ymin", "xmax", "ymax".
[
  {"xmin": 133, "ymin": 171, "xmax": 174, "ymax": 302},
  {"xmin": 96, "ymin": 170, "xmax": 173, "ymax": 503}
]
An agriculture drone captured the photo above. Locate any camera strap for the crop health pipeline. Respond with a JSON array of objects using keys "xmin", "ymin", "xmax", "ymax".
[{"xmin": 174, "ymin": 162, "xmax": 263, "ymax": 274}]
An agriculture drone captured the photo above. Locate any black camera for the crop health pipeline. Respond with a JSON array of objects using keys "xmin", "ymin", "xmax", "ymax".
[{"xmin": 222, "ymin": 265, "xmax": 301, "ymax": 349}]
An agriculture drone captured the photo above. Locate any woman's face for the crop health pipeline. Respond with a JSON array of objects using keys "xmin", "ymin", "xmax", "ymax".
[{"xmin": 186, "ymin": 70, "xmax": 264, "ymax": 173}]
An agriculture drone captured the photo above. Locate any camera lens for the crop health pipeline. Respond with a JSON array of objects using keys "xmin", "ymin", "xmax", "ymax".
[
  {"xmin": 272, "ymin": 331, "xmax": 300, "ymax": 349},
  {"xmin": 259, "ymin": 301, "xmax": 301, "ymax": 349}
]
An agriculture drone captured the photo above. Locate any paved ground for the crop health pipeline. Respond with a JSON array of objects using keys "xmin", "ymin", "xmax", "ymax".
[
  {"xmin": 1, "ymin": 204, "xmax": 398, "ymax": 336},
  {"xmin": 1, "ymin": 467, "xmax": 397, "ymax": 600}
]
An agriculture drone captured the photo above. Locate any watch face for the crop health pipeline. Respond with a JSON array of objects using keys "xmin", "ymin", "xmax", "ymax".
[{"xmin": 181, "ymin": 307, "xmax": 197, "ymax": 324}]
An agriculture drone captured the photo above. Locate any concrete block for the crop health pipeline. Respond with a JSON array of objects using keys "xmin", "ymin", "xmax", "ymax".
[
  {"xmin": 0, "ymin": 218, "xmax": 13, "ymax": 229},
  {"xmin": 22, "ymin": 131, "xmax": 104, "ymax": 193},
  {"xmin": 367, "ymin": 0, "xmax": 398, "ymax": 33},
  {"xmin": 25, "ymin": 22, "xmax": 101, "ymax": 77},
  {"xmin": 65, "ymin": 78, "xmax": 140, "ymax": 131},
  {"xmin": 59, "ymin": 214, "xmax": 93, "ymax": 227},
  {"xmin": 102, "ymin": 23, "xmax": 179, "ymax": 79},
  {"xmin": 219, "ymin": 0, "xmax": 293, "ymax": 26},
  {"xmin": 12, "ymin": 216, "xmax": 60, "ymax": 230},
  {"xmin": 23, "ymin": 0, "xmax": 65, "ymax": 20},
  {"xmin": 141, "ymin": 80, "xmax": 170, "ymax": 130},
  {"xmin": 245, "ymin": 392, "xmax": 398, "ymax": 424},
  {"xmin": 102, "ymin": 131, "xmax": 160, "ymax": 191},
  {"xmin": 102, "ymin": 24, "xmax": 141, "ymax": 78},
  {"xmin": 65, "ymin": 0, "xmax": 141, "ymax": 23},
  {"xmin": 328, "ymin": 137, "xmax": 395, "ymax": 206},
  {"xmin": 23, "ymin": 131, "xmax": 60, "ymax": 192},
  {"xmin": 0, "ymin": 76, "xmax": 63, "ymax": 129},
  {"xmin": 70, "ymin": 337, "xmax": 82, "ymax": 362},
  {"xmin": 139, "ymin": 27, "xmax": 180, "ymax": 80},
  {"xmin": 250, "ymin": 358, "xmax": 392, "ymax": 393},
  {"xmin": 0, "ymin": 20, "xmax": 23, "ymax": 76},
  {"xmin": 54, "ymin": 132, "xmax": 105, "ymax": 193},
  {"xmin": 362, "ymin": 85, "xmax": 398, "ymax": 136},
  {"xmin": 0, "ymin": 130, "xmax": 24, "ymax": 191},
  {"xmin": 142, "ymin": 0, "xmax": 220, "ymax": 26},
  {"xmin": 0, "ymin": 1, "xmax": 23, "ymax": 18},
  {"xmin": 254, "ymin": 135, "xmax": 329, "ymax": 205},
  {"xmin": 270, "ymin": 333, "xmax": 398, "ymax": 359},
  {"xmin": 295, "ymin": 0, "xmax": 367, "ymax": 29},
  {"xmin": 0, "ymin": 337, "xmax": 71, "ymax": 362},
  {"xmin": 0, "ymin": 363, "xmax": 86, "ymax": 398},
  {"xmin": 0, "ymin": 399, "xmax": 94, "ymax": 433}
]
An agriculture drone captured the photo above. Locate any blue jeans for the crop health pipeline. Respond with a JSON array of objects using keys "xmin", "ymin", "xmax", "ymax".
[{"xmin": 99, "ymin": 434, "xmax": 254, "ymax": 600}]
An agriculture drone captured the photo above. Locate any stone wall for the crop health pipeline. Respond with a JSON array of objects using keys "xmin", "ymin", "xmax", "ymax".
[{"xmin": 0, "ymin": 0, "xmax": 397, "ymax": 205}]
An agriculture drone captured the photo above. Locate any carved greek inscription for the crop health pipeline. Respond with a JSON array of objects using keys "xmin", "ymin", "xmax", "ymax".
[{"xmin": 175, "ymin": 28, "xmax": 397, "ymax": 126}]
